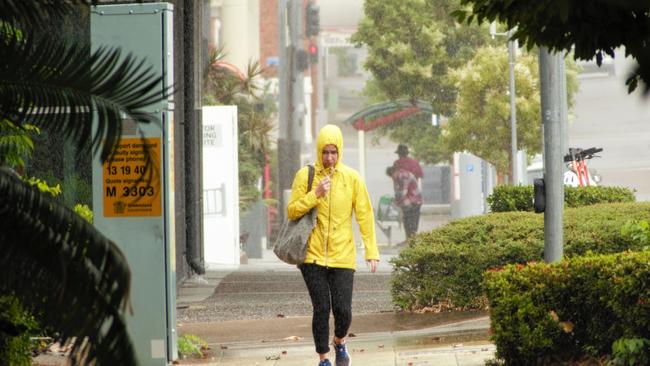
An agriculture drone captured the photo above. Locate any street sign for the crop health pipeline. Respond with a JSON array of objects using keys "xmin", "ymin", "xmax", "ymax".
[{"xmin": 103, "ymin": 137, "xmax": 162, "ymax": 217}]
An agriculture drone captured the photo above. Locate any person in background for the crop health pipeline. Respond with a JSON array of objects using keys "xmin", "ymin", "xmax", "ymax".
[
  {"xmin": 563, "ymin": 161, "xmax": 580, "ymax": 187},
  {"xmin": 393, "ymin": 144, "xmax": 423, "ymax": 183},
  {"xmin": 287, "ymin": 124, "xmax": 380, "ymax": 366},
  {"xmin": 392, "ymin": 144, "xmax": 424, "ymax": 236},
  {"xmin": 386, "ymin": 166, "xmax": 423, "ymax": 240}
]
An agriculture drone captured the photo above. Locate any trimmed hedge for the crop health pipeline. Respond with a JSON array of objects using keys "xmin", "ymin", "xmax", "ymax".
[
  {"xmin": 390, "ymin": 202, "xmax": 650, "ymax": 311},
  {"xmin": 485, "ymin": 251, "xmax": 650, "ymax": 365},
  {"xmin": 487, "ymin": 185, "xmax": 635, "ymax": 212}
]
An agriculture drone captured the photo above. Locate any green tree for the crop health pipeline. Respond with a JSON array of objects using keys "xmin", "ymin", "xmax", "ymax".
[
  {"xmin": 1, "ymin": 1, "xmax": 167, "ymax": 364},
  {"xmin": 454, "ymin": 0, "xmax": 650, "ymax": 93},
  {"xmin": 351, "ymin": 0, "xmax": 494, "ymax": 162},
  {"xmin": 441, "ymin": 46, "xmax": 578, "ymax": 175}
]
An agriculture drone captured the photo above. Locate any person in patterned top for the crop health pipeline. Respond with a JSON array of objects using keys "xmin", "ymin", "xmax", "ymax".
[
  {"xmin": 386, "ymin": 165, "xmax": 423, "ymax": 239},
  {"xmin": 394, "ymin": 144, "xmax": 423, "ymax": 181}
]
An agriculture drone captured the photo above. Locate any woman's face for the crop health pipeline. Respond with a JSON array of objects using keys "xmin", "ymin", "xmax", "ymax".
[{"xmin": 321, "ymin": 144, "xmax": 338, "ymax": 169}]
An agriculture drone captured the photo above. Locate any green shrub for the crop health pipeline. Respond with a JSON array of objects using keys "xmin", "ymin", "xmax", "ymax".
[
  {"xmin": 485, "ymin": 251, "xmax": 650, "ymax": 365},
  {"xmin": 620, "ymin": 219, "xmax": 650, "ymax": 249},
  {"xmin": 177, "ymin": 334, "xmax": 208, "ymax": 359},
  {"xmin": 0, "ymin": 296, "xmax": 39, "ymax": 366},
  {"xmin": 390, "ymin": 202, "xmax": 650, "ymax": 311},
  {"xmin": 487, "ymin": 185, "xmax": 635, "ymax": 212},
  {"xmin": 487, "ymin": 185, "xmax": 534, "ymax": 212},
  {"xmin": 564, "ymin": 185, "xmax": 636, "ymax": 207},
  {"xmin": 611, "ymin": 338, "xmax": 650, "ymax": 366}
]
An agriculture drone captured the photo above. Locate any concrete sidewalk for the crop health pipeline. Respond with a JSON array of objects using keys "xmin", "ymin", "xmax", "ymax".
[
  {"xmin": 176, "ymin": 251, "xmax": 496, "ymax": 365},
  {"xmin": 177, "ymin": 317, "xmax": 493, "ymax": 366},
  {"xmin": 175, "ymin": 212, "xmax": 497, "ymax": 365}
]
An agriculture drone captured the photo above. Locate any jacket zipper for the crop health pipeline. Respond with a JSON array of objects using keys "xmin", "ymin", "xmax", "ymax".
[{"xmin": 325, "ymin": 172, "xmax": 333, "ymax": 267}]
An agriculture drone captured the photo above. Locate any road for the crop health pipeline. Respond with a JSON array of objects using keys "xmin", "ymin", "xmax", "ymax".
[{"xmin": 569, "ymin": 56, "xmax": 650, "ymax": 201}]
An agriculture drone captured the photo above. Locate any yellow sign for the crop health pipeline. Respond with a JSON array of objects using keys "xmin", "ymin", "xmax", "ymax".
[{"xmin": 103, "ymin": 138, "xmax": 162, "ymax": 217}]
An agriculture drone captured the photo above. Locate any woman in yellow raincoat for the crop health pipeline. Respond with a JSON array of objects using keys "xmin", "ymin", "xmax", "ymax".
[{"xmin": 287, "ymin": 124, "xmax": 380, "ymax": 366}]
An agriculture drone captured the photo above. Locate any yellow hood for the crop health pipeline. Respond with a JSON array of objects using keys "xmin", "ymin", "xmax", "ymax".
[{"xmin": 315, "ymin": 124, "xmax": 343, "ymax": 172}]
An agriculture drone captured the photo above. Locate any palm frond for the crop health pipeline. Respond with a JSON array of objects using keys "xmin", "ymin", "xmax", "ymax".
[
  {"xmin": 0, "ymin": 168, "xmax": 136, "ymax": 365},
  {"xmin": 0, "ymin": 25, "xmax": 168, "ymax": 162},
  {"xmin": 0, "ymin": 0, "xmax": 88, "ymax": 29},
  {"xmin": 241, "ymin": 60, "xmax": 263, "ymax": 96}
]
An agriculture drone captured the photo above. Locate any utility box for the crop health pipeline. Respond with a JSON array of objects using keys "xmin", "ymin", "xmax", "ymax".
[{"xmin": 90, "ymin": 3, "xmax": 176, "ymax": 365}]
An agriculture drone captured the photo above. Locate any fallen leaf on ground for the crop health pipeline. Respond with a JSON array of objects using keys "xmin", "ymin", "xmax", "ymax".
[
  {"xmin": 276, "ymin": 313, "xmax": 285, "ymax": 318},
  {"xmin": 283, "ymin": 336, "xmax": 302, "ymax": 341}
]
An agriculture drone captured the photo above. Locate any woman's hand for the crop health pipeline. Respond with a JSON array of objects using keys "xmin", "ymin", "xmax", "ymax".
[
  {"xmin": 366, "ymin": 259, "xmax": 379, "ymax": 273},
  {"xmin": 315, "ymin": 175, "xmax": 331, "ymax": 198}
]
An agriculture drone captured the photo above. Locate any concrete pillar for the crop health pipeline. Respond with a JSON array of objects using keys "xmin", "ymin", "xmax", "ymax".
[
  {"xmin": 222, "ymin": 0, "xmax": 249, "ymax": 72},
  {"xmin": 248, "ymin": 0, "xmax": 260, "ymax": 63}
]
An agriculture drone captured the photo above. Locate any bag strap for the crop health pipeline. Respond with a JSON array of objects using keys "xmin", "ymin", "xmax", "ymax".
[{"xmin": 307, "ymin": 165, "xmax": 315, "ymax": 192}]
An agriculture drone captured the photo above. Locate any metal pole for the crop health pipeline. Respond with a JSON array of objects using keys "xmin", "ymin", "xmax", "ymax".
[
  {"xmin": 278, "ymin": 0, "xmax": 292, "ymax": 223},
  {"xmin": 539, "ymin": 47, "xmax": 564, "ymax": 263},
  {"xmin": 290, "ymin": 0, "xmax": 305, "ymax": 145},
  {"xmin": 508, "ymin": 38, "xmax": 518, "ymax": 185},
  {"xmin": 183, "ymin": 0, "xmax": 205, "ymax": 274},
  {"xmin": 559, "ymin": 51, "xmax": 568, "ymax": 159},
  {"xmin": 277, "ymin": 0, "xmax": 302, "ymax": 222}
]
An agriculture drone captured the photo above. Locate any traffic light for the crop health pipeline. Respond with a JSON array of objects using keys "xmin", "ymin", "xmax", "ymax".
[
  {"xmin": 306, "ymin": 1, "xmax": 320, "ymax": 37},
  {"xmin": 308, "ymin": 42, "xmax": 318, "ymax": 64}
]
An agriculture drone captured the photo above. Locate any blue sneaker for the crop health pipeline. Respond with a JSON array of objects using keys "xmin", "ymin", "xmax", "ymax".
[
  {"xmin": 334, "ymin": 343, "xmax": 351, "ymax": 366},
  {"xmin": 318, "ymin": 359, "xmax": 332, "ymax": 366}
]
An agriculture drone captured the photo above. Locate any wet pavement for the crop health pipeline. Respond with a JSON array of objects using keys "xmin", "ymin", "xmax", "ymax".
[
  {"xmin": 177, "ymin": 271, "xmax": 395, "ymax": 323},
  {"xmin": 176, "ymin": 317, "xmax": 493, "ymax": 365},
  {"xmin": 176, "ymin": 211, "xmax": 496, "ymax": 365}
]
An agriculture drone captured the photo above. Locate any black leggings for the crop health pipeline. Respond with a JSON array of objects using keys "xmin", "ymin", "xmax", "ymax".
[{"xmin": 299, "ymin": 263, "xmax": 354, "ymax": 354}]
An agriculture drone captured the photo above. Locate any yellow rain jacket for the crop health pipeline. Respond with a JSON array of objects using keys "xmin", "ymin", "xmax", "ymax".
[{"xmin": 287, "ymin": 124, "xmax": 379, "ymax": 270}]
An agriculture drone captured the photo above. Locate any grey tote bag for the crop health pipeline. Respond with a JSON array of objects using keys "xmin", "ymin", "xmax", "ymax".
[{"xmin": 273, "ymin": 165, "xmax": 316, "ymax": 265}]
